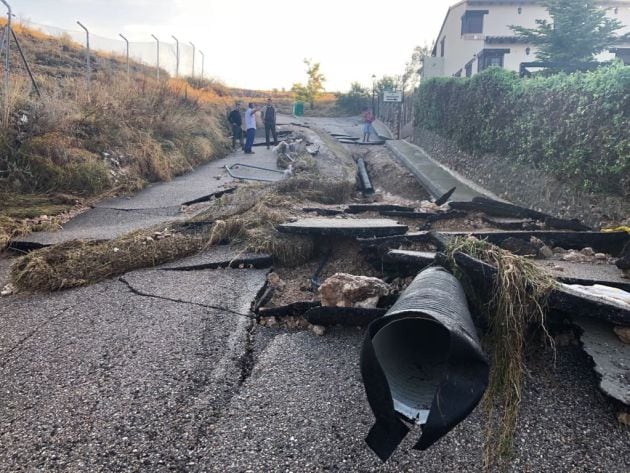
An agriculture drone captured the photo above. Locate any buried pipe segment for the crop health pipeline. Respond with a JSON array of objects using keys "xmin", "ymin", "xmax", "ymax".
[{"xmin": 360, "ymin": 266, "xmax": 488, "ymax": 461}]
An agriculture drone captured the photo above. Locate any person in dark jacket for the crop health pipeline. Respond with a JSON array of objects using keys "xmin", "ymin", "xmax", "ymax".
[
  {"xmin": 228, "ymin": 102, "xmax": 243, "ymax": 150},
  {"xmin": 261, "ymin": 98, "xmax": 278, "ymax": 149}
]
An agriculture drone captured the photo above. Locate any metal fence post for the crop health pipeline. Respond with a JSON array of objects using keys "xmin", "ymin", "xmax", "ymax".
[
  {"xmin": 199, "ymin": 50, "xmax": 204, "ymax": 81},
  {"xmin": 189, "ymin": 41, "xmax": 195, "ymax": 79},
  {"xmin": 151, "ymin": 34, "xmax": 159, "ymax": 81},
  {"xmin": 171, "ymin": 35, "xmax": 179, "ymax": 78},
  {"xmin": 1, "ymin": 0, "xmax": 11, "ymax": 126},
  {"xmin": 76, "ymin": 21, "xmax": 90, "ymax": 91},
  {"xmin": 119, "ymin": 33, "xmax": 129, "ymax": 78}
]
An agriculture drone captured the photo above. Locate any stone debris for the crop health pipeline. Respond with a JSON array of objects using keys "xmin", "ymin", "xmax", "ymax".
[
  {"xmin": 267, "ymin": 272, "xmax": 286, "ymax": 291},
  {"xmin": 310, "ymin": 324, "xmax": 326, "ymax": 336},
  {"xmin": 618, "ymin": 412, "xmax": 630, "ymax": 426},
  {"xmin": 319, "ymin": 273, "xmax": 390, "ymax": 308},
  {"xmin": 1, "ymin": 283, "xmax": 16, "ymax": 296},
  {"xmin": 613, "ymin": 326, "xmax": 630, "ymax": 344}
]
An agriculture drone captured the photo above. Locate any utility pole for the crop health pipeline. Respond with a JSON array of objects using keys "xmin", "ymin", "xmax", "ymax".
[
  {"xmin": 189, "ymin": 41, "xmax": 195, "ymax": 78},
  {"xmin": 119, "ymin": 33, "xmax": 129, "ymax": 78},
  {"xmin": 151, "ymin": 34, "xmax": 160, "ymax": 81},
  {"xmin": 77, "ymin": 21, "xmax": 90, "ymax": 91},
  {"xmin": 199, "ymin": 50, "xmax": 204, "ymax": 81},
  {"xmin": 171, "ymin": 35, "xmax": 179, "ymax": 77}
]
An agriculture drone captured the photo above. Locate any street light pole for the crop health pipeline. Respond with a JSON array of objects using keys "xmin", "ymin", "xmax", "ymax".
[{"xmin": 371, "ymin": 74, "xmax": 376, "ymax": 114}]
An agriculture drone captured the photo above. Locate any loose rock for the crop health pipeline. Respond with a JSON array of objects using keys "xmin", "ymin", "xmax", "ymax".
[
  {"xmin": 613, "ymin": 326, "xmax": 630, "ymax": 344},
  {"xmin": 319, "ymin": 273, "xmax": 390, "ymax": 308}
]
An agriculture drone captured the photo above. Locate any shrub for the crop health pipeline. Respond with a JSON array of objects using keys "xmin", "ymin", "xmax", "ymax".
[{"xmin": 414, "ymin": 64, "xmax": 630, "ymax": 195}]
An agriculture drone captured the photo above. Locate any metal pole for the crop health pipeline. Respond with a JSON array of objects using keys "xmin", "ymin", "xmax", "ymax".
[
  {"xmin": 1, "ymin": 1, "xmax": 11, "ymax": 126},
  {"xmin": 189, "ymin": 41, "xmax": 195, "ymax": 78},
  {"xmin": 77, "ymin": 21, "xmax": 90, "ymax": 91},
  {"xmin": 119, "ymin": 33, "xmax": 129, "ymax": 78},
  {"xmin": 371, "ymin": 74, "xmax": 376, "ymax": 113},
  {"xmin": 151, "ymin": 34, "xmax": 159, "ymax": 81},
  {"xmin": 199, "ymin": 50, "xmax": 204, "ymax": 81},
  {"xmin": 171, "ymin": 35, "xmax": 179, "ymax": 78}
]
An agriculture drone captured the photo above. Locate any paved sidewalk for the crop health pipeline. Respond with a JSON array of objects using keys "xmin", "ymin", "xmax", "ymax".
[{"xmin": 11, "ymin": 144, "xmax": 281, "ymax": 248}]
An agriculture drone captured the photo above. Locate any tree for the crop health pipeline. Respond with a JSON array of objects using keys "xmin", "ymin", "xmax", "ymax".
[
  {"xmin": 510, "ymin": 0, "xmax": 627, "ymax": 70},
  {"xmin": 335, "ymin": 82, "xmax": 371, "ymax": 114},
  {"xmin": 292, "ymin": 59, "xmax": 326, "ymax": 109},
  {"xmin": 402, "ymin": 44, "xmax": 431, "ymax": 89}
]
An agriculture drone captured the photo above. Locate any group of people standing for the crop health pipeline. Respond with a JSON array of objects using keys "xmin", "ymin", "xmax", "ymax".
[{"xmin": 227, "ymin": 99, "xmax": 278, "ymax": 154}]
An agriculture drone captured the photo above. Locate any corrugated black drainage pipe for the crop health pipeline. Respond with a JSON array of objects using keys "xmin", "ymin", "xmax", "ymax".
[{"xmin": 360, "ymin": 266, "xmax": 489, "ymax": 461}]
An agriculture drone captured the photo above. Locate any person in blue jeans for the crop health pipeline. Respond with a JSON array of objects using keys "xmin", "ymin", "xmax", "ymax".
[{"xmin": 244, "ymin": 102, "xmax": 260, "ymax": 154}]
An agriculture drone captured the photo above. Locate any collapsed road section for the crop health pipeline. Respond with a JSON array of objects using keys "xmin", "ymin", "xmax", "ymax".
[{"xmin": 3, "ymin": 115, "xmax": 630, "ymax": 472}]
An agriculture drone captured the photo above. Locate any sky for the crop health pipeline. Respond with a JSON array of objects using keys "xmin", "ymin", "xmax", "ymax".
[{"xmin": 11, "ymin": 0, "xmax": 455, "ymax": 91}]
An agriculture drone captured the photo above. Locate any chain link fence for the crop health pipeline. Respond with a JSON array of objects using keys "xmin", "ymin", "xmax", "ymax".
[{"xmin": 24, "ymin": 20, "xmax": 200, "ymax": 80}]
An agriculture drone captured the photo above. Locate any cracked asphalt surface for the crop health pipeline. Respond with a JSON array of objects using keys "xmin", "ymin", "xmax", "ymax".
[{"xmin": 0, "ymin": 266, "xmax": 267, "ymax": 472}]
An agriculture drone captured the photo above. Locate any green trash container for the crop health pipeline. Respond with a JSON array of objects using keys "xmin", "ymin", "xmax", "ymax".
[{"xmin": 293, "ymin": 101, "xmax": 304, "ymax": 116}]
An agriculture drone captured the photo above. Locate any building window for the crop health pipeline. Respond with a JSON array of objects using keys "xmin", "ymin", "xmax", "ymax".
[
  {"xmin": 440, "ymin": 37, "xmax": 446, "ymax": 57},
  {"xmin": 518, "ymin": 6, "xmax": 522, "ymax": 14},
  {"xmin": 525, "ymin": 47, "xmax": 531, "ymax": 55},
  {"xmin": 465, "ymin": 61, "xmax": 473, "ymax": 77},
  {"xmin": 614, "ymin": 7, "xmax": 619, "ymax": 14},
  {"xmin": 461, "ymin": 10, "xmax": 488, "ymax": 35},
  {"xmin": 477, "ymin": 49, "xmax": 510, "ymax": 72}
]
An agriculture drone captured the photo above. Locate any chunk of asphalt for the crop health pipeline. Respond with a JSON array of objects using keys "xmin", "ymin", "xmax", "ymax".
[
  {"xmin": 574, "ymin": 317, "xmax": 630, "ymax": 405},
  {"xmin": 439, "ymin": 230, "xmax": 630, "ymax": 256},
  {"xmin": 303, "ymin": 306, "xmax": 386, "ymax": 327},
  {"xmin": 434, "ymin": 186, "xmax": 456, "ymax": 206},
  {"xmin": 277, "ymin": 218, "xmax": 408, "ymax": 238},
  {"xmin": 345, "ymin": 204, "xmax": 415, "ymax": 214},
  {"xmin": 379, "ymin": 211, "xmax": 467, "ymax": 222},
  {"xmin": 338, "ymin": 139, "xmax": 386, "ymax": 145},
  {"xmin": 384, "ymin": 250, "xmax": 436, "ymax": 268},
  {"xmin": 159, "ymin": 246, "xmax": 272, "ymax": 271},
  {"xmin": 532, "ymin": 259, "xmax": 630, "ymax": 292}
]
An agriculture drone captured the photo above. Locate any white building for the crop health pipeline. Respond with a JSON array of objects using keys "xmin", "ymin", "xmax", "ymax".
[{"xmin": 423, "ymin": 0, "xmax": 630, "ymax": 78}]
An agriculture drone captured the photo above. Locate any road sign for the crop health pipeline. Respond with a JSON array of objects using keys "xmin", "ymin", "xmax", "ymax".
[{"xmin": 383, "ymin": 91, "xmax": 402, "ymax": 103}]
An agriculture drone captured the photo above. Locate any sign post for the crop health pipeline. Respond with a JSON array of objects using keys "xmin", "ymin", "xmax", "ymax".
[{"xmin": 383, "ymin": 91, "xmax": 403, "ymax": 139}]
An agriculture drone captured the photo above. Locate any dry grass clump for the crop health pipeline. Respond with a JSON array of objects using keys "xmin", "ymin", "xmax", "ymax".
[
  {"xmin": 204, "ymin": 189, "xmax": 315, "ymax": 266},
  {"xmin": 10, "ymin": 227, "xmax": 206, "ymax": 291},
  {"xmin": 446, "ymin": 236, "xmax": 556, "ymax": 471}
]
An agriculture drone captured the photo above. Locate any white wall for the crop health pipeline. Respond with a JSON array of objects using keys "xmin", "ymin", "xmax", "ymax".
[{"xmin": 429, "ymin": 0, "xmax": 630, "ymax": 79}]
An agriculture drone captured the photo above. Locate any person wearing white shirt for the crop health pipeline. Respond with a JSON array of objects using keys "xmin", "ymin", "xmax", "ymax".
[{"xmin": 243, "ymin": 102, "xmax": 260, "ymax": 154}]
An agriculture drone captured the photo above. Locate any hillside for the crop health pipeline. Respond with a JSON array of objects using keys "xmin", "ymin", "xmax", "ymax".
[{"xmin": 0, "ymin": 22, "xmax": 233, "ymax": 247}]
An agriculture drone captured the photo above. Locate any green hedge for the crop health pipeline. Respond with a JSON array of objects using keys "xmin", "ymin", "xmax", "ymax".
[{"xmin": 414, "ymin": 64, "xmax": 630, "ymax": 195}]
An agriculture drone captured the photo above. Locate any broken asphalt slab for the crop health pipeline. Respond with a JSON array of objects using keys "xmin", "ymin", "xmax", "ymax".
[
  {"xmin": 0, "ymin": 267, "xmax": 268, "ymax": 471},
  {"xmin": 575, "ymin": 317, "xmax": 630, "ymax": 405},
  {"xmin": 158, "ymin": 245, "xmax": 272, "ymax": 271},
  {"xmin": 277, "ymin": 218, "xmax": 408, "ymax": 238}
]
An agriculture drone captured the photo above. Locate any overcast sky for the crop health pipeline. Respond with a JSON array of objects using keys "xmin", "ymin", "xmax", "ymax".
[{"xmin": 13, "ymin": 0, "xmax": 455, "ymax": 91}]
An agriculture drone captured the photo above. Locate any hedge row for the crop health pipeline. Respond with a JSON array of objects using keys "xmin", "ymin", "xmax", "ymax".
[{"xmin": 413, "ymin": 64, "xmax": 630, "ymax": 195}]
